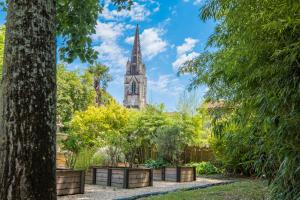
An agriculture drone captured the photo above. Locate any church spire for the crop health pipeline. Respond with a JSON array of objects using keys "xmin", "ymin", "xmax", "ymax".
[{"xmin": 131, "ymin": 24, "xmax": 142, "ymax": 64}]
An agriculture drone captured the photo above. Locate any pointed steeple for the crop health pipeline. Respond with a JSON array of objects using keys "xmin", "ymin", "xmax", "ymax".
[{"xmin": 131, "ymin": 24, "xmax": 142, "ymax": 65}]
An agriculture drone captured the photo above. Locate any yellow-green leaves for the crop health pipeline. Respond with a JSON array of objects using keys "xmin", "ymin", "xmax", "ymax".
[
  {"xmin": 57, "ymin": 64, "xmax": 96, "ymax": 127},
  {"xmin": 70, "ymin": 101, "xmax": 129, "ymax": 147}
]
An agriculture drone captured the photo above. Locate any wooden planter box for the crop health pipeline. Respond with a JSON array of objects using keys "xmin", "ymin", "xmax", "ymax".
[
  {"xmin": 85, "ymin": 167, "xmax": 94, "ymax": 184},
  {"xmin": 165, "ymin": 167, "xmax": 196, "ymax": 182},
  {"xmin": 92, "ymin": 167, "xmax": 153, "ymax": 189},
  {"xmin": 153, "ymin": 167, "xmax": 165, "ymax": 181},
  {"xmin": 92, "ymin": 167, "xmax": 111, "ymax": 186},
  {"xmin": 56, "ymin": 169, "xmax": 85, "ymax": 196}
]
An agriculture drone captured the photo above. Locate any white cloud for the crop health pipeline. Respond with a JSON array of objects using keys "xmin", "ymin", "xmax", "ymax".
[
  {"xmin": 94, "ymin": 42, "xmax": 127, "ymax": 74},
  {"xmin": 101, "ymin": 1, "xmax": 151, "ymax": 22},
  {"xmin": 125, "ymin": 28, "xmax": 168, "ymax": 60},
  {"xmin": 172, "ymin": 52, "xmax": 199, "ymax": 71},
  {"xmin": 92, "ymin": 22, "xmax": 126, "ymax": 41},
  {"xmin": 153, "ymin": 2, "xmax": 160, "ymax": 12},
  {"xmin": 193, "ymin": 0, "xmax": 202, "ymax": 5},
  {"xmin": 149, "ymin": 74, "xmax": 184, "ymax": 96},
  {"xmin": 176, "ymin": 38, "xmax": 199, "ymax": 56},
  {"xmin": 183, "ymin": 0, "xmax": 202, "ymax": 5},
  {"xmin": 172, "ymin": 37, "xmax": 200, "ymax": 71},
  {"xmin": 92, "ymin": 21, "xmax": 131, "ymax": 77}
]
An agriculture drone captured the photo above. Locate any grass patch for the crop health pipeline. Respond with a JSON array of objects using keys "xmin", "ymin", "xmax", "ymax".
[{"xmin": 141, "ymin": 179, "xmax": 268, "ymax": 200}]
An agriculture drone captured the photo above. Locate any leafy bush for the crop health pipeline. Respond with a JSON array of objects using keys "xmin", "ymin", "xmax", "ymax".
[
  {"xmin": 97, "ymin": 146, "xmax": 126, "ymax": 167},
  {"xmin": 74, "ymin": 148, "xmax": 104, "ymax": 170},
  {"xmin": 69, "ymin": 101, "xmax": 129, "ymax": 147},
  {"xmin": 154, "ymin": 125, "xmax": 188, "ymax": 165},
  {"xmin": 57, "ymin": 65, "xmax": 95, "ymax": 130},
  {"xmin": 187, "ymin": 162, "xmax": 219, "ymax": 175},
  {"xmin": 144, "ymin": 159, "xmax": 169, "ymax": 169},
  {"xmin": 179, "ymin": 0, "xmax": 300, "ymax": 199}
]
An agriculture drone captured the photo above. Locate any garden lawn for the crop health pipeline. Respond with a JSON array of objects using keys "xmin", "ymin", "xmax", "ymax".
[{"xmin": 141, "ymin": 179, "xmax": 268, "ymax": 200}]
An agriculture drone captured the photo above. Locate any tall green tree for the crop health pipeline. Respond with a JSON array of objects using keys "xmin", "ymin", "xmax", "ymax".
[
  {"xmin": 88, "ymin": 63, "xmax": 112, "ymax": 106},
  {"xmin": 57, "ymin": 65, "xmax": 95, "ymax": 129},
  {"xmin": 180, "ymin": 0, "xmax": 300, "ymax": 199},
  {"xmin": 0, "ymin": 0, "xmax": 132, "ymax": 199},
  {"xmin": 125, "ymin": 104, "xmax": 171, "ymax": 163}
]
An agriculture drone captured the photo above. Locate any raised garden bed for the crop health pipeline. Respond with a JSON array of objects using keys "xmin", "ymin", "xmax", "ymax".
[
  {"xmin": 153, "ymin": 167, "xmax": 165, "ymax": 181},
  {"xmin": 91, "ymin": 167, "xmax": 153, "ymax": 189},
  {"xmin": 92, "ymin": 167, "xmax": 111, "ymax": 186},
  {"xmin": 56, "ymin": 169, "xmax": 85, "ymax": 196},
  {"xmin": 165, "ymin": 167, "xmax": 196, "ymax": 182}
]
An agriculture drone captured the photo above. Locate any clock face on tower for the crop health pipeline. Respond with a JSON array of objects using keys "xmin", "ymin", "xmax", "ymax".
[{"xmin": 123, "ymin": 24, "xmax": 147, "ymax": 109}]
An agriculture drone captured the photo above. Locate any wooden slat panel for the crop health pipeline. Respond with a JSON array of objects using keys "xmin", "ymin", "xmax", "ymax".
[
  {"xmin": 56, "ymin": 176, "xmax": 80, "ymax": 184},
  {"xmin": 112, "ymin": 174, "xmax": 124, "ymax": 179},
  {"xmin": 56, "ymin": 169, "xmax": 85, "ymax": 196},
  {"xmin": 96, "ymin": 174, "xmax": 108, "ymax": 178},
  {"xmin": 57, "ymin": 182, "xmax": 81, "ymax": 190},
  {"xmin": 129, "ymin": 182, "xmax": 150, "ymax": 188},
  {"xmin": 111, "ymin": 169, "xmax": 124, "ymax": 174},
  {"xmin": 111, "ymin": 182, "xmax": 123, "ymax": 187},
  {"xmin": 57, "ymin": 188, "xmax": 81, "ymax": 196},
  {"xmin": 56, "ymin": 170, "xmax": 81, "ymax": 176},
  {"xmin": 96, "ymin": 170, "xmax": 108, "ymax": 173},
  {"xmin": 111, "ymin": 178, "xmax": 124, "ymax": 184},
  {"xmin": 129, "ymin": 178, "xmax": 149, "ymax": 184},
  {"xmin": 95, "ymin": 181, "xmax": 107, "ymax": 186}
]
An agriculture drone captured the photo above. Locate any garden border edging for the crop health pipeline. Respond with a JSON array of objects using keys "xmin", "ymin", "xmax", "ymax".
[{"xmin": 113, "ymin": 180, "xmax": 235, "ymax": 200}]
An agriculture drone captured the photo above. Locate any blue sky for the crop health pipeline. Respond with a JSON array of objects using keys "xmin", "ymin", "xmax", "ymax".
[{"xmin": 0, "ymin": 0, "xmax": 215, "ymax": 111}]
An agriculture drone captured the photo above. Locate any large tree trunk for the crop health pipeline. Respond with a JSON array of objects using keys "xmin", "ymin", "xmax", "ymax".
[{"xmin": 0, "ymin": 0, "xmax": 56, "ymax": 199}]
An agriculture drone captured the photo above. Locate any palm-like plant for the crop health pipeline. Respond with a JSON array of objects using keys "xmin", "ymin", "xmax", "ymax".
[{"xmin": 88, "ymin": 63, "xmax": 112, "ymax": 106}]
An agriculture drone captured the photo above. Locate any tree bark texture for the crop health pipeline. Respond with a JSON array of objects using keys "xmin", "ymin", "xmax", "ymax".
[{"xmin": 0, "ymin": 0, "xmax": 56, "ymax": 199}]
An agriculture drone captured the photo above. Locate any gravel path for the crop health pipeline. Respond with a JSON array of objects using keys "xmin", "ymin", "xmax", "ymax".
[{"xmin": 58, "ymin": 177, "xmax": 232, "ymax": 200}]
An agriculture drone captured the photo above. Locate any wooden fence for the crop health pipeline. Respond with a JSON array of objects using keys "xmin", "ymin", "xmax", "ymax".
[
  {"xmin": 140, "ymin": 146, "xmax": 215, "ymax": 164},
  {"xmin": 56, "ymin": 147, "xmax": 215, "ymax": 168},
  {"xmin": 181, "ymin": 146, "xmax": 215, "ymax": 163}
]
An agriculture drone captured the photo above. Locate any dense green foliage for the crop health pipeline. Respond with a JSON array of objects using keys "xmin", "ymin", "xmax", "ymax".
[
  {"xmin": 142, "ymin": 180, "xmax": 269, "ymax": 200},
  {"xmin": 155, "ymin": 125, "xmax": 188, "ymax": 165},
  {"xmin": 70, "ymin": 102, "xmax": 129, "ymax": 148},
  {"xmin": 154, "ymin": 113, "xmax": 203, "ymax": 165},
  {"xmin": 187, "ymin": 162, "xmax": 219, "ymax": 175},
  {"xmin": 123, "ymin": 105, "xmax": 171, "ymax": 163},
  {"xmin": 57, "ymin": 65, "xmax": 95, "ymax": 128},
  {"xmin": 73, "ymin": 147, "xmax": 103, "ymax": 170},
  {"xmin": 88, "ymin": 63, "xmax": 112, "ymax": 106},
  {"xmin": 0, "ymin": 26, "xmax": 4, "ymax": 81},
  {"xmin": 62, "ymin": 102, "xmax": 211, "ymax": 167},
  {"xmin": 179, "ymin": 0, "xmax": 300, "ymax": 199},
  {"xmin": 144, "ymin": 159, "xmax": 168, "ymax": 169}
]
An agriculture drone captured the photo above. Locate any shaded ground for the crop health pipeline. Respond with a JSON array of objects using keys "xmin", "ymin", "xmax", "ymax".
[
  {"xmin": 141, "ymin": 179, "xmax": 268, "ymax": 200},
  {"xmin": 58, "ymin": 177, "xmax": 232, "ymax": 200}
]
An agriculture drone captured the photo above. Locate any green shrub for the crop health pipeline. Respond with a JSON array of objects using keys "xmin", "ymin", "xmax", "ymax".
[
  {"xmin": 144, "ymin": 159, "xmax": 169, "ymax": 169},
  {"xmin": 74, "ymin": 148, "xmax": 103, "ymax": 170},
  {"xmin": 187, "ymin": 162, "xmax": 219, "ymax": 175}
]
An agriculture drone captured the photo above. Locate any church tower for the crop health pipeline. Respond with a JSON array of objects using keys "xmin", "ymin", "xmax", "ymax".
[{"xmin": 123, "ymin": 24, "xmax": 147, "ymax": 109}]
